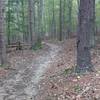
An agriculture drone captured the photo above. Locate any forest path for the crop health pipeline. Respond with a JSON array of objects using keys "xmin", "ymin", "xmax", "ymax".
[{"xmin": 0, "ymin": 42, "xmax": 61, "ymax": 100}]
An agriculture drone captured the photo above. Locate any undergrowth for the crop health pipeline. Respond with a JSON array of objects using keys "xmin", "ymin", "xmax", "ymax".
[{"xmin": 32, "ymin": 39, "xmax": 43, "ymax": 51}]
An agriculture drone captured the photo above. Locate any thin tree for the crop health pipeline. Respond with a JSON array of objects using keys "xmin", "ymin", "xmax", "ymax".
[
  {"xmin": 7, "ymin": 0, "xmax": 11, "ymax": 44},
  {"xmin": 51, "ymin": 0, "xmax": 56, "ymax": 39},
  {"xmin": 28, "ymin": 0, "xmax": 34, "ymax": 47},
  {"xmin": 37, "ymin": 0, "xmax": 44, "ymax": 41},
  {"xmin": 90, "ymin": 0, "xmax": 96, "ymax": 48},
  {"xmin": 66, "ymin": 0, "xmax": 73, "ymax": 38},
  {"xmin": 59, "ymin": 0, "xmax": 63, "ymax": 41},
  {"xmin": 0, "ymin": 0, "xmax": 7, "ymax": 65}
]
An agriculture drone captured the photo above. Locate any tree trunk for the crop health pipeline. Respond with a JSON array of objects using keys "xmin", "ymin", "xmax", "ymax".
[
  {"xmin": 37, "ymin": 0, "xmax": 43, "ymax": 40},
  {"xmin": 90, "ymin": 0, "xmax": 96, "ymax": 48},
  {"xmin": 76, "ymin": 0, "xmax": 94, "ymax": 73},
  {"xmin": 28, "ymin": 0, "xmax": 34, "ymax": 47},
  {"xmin": 7, "ymin": 0, "xmax": 11, "ymax": 44},
  {"xmin": 0, "ymin": 0, "xmax": 7, "ymax": 65},
  {"xmin": 59, "ymin": 0, "xmax": 63, "ymax": 41},
  {"xmin": 51, "ymin": 0, "xmax": 56, "ymax": 39},
  {"xmin": 67, "ymin": 0, "xmax": 72, "ymax": 38}
]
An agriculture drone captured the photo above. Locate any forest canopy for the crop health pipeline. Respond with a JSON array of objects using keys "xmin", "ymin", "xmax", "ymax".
[{"xmin": 5, "ymin": 0, "xmax": 100, "ymax": 44}]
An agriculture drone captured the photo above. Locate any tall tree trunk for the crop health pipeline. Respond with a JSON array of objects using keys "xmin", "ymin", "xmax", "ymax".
[
  {"xmin": 0, "ymin": 0, "xmax": 7, "ymax": 65},
  {"xmin": 37, "ymin": 0, "xmax": 43, "ymax": 40},
  {"xmin": 28, "ymin": 0, "xmax": 34, "ymax": 46},
  {"xmin": 77, "ymin": 0, "xmax": 80, "ymax": 9},
  {"xmin": 76, "ymin": 0, "xmax": 94, "ymax": 73},
  {"xmin": 21, "ymin": 0, "xmax": 26, "ymax": 43},
  {"xmin": 59, "ymin": 0, "xmax": 63, "ymax": 41},
  {"xmin": 33, "ymin": 1, "xmax": 36, "ymax": 41},
  {"xmin": 67, "ymin": 0, "xmax": 72, "ymax": 38},
  {"xmin": 90, "ymin": 0, "xmax": 96, "ymax": 48},
  {"xmin": 51, "ymin": 0, "xmax": 56, "ymax": 39},
  {"xmin": 7, "ymin": 0, "xmax": 11, "ymax": 44},
  {"xmin": 62, "ymin": 0, "xmax": 66, "ymax": 39}
]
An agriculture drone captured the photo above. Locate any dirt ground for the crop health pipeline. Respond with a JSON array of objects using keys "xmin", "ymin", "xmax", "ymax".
[
  {"xmin": 36, "ymin": 39, "xmax": 100, "ymax": 100},
  {"xmin": 0, "ymin": 42, "xmax": 61, "ymax": 100},
  {"xmin": 0, "ymin": 39, "xmax": 100, "ymax": 100}
]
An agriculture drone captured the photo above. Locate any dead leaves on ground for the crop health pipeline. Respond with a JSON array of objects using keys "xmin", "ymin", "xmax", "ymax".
[{"xmin": 36, "ymin": 39, "xmax": 100, "ymax": 100}]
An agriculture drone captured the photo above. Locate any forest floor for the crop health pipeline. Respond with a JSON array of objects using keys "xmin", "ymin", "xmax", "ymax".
[{"xmin": 0, "ymin": 39, "xmax": 100, "ymax": 100}]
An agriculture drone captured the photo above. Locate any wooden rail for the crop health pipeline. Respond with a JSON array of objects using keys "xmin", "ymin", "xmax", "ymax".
[{"xmin": 6, "ymin": 42, "xmax": 31, "ymax": 52}]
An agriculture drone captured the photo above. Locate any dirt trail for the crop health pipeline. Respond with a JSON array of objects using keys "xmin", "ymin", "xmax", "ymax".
[{"xmin": 0, "ymin": 43, "xmax": 61, "ymax": 100}]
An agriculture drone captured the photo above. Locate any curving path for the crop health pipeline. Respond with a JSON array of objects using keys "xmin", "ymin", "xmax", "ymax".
[{"xmin": 0, "ymin": 43, "xmax": 61, "ymax": 100}]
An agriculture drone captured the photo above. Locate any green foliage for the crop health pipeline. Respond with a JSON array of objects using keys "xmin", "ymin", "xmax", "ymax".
[
  {"xmin": 6, "ymin": 0, "xmax": 28, "ymax": 43},
  {"xmin": 0, "ymin": 64, "xmax": 3, "ymax": 68},
  {"xmin": 32, "ymin": 39, "xmax": 43, "ymax": 51},
  {"xmin": 74, "ymin": 84, "xmax": 82, "ymax": 93},
  {"xmin": 63, "ymin": 68, "xmax": 74, "ymax": 76},
  {"xmin": 0, "ymin": 64, "xmax": 8, "ymax": 68},
  {"xmin": 5, "ymin": 0, "xmax": 100, "ymax": 43}
]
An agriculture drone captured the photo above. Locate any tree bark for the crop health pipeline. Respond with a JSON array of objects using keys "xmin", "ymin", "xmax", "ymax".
[
  {"xmin": 0, "ymin": 0, "xmax": 7, "ymax": 65},
  {"xmin": 76, "ymin": 0, "xmax": 94, "ymax": 73},
  {"xmin": 51, "ymin": 0, "xmax": 56, "ymax": 39},
  {"xmin": 59, "ymin": 0, "xmax": 63, "ymax": 41},
  {"xmin": 28, "ymin": 0, "xmax": 34, "ymax": 47},
  {"xmin": 67, "ymin": 0, "xmax": 72, "ymax": 38},
  {"xmin": 90, "ymin": 0, "xmax": 96, "ymax": 48},
  {"xmin": 7, "ymin": 0, "xmax": 11, "ymax": 44}
]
